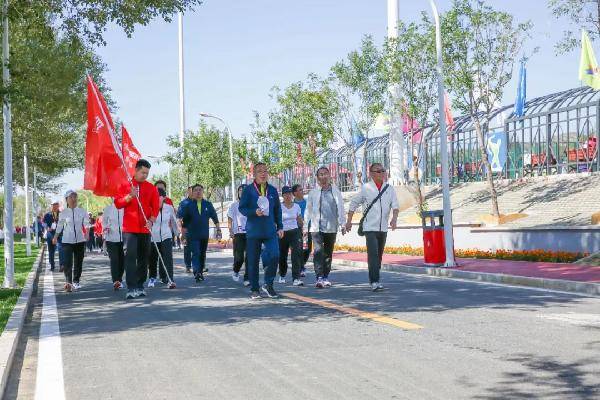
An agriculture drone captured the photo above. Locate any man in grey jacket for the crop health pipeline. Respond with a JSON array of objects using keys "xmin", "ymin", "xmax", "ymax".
[
  {"xmin": 305, "ymin": 166, "xmax": 346, "ymax": 288},
  {"xmin": 345, "ymin": 163, "xmax": 399, "ymax": 291}
]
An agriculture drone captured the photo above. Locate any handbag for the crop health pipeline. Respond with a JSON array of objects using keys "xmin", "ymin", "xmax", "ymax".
[{"xmin": 357, "ymin": 184, "xmax": 389, "ymax": 236}]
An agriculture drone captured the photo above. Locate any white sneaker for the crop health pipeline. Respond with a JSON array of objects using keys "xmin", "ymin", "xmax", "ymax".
[
  {"xmin": 232, "ymin": 272, "xmax": 240, "ymax": 282},
  {"xmin": 293, "ymin": 279, "xmax": 304, "ymax": 286},
  {"xmin": 323, "ymin": 278, "xmax": 332, "ymax": 288},
  {"xmin": 371, "ymin": 282, "xmax": 382, "ymax": 291},
  {"xmin": 377, "ymin": 283, "xmax": 384, "ymax": 290},
  {"xmin": 72, "ymin": 282, "xmax": 81, "ymax": 290},
  {"xmin": 148, "ymin": 278, "xmax": 156, "ymax": 288},
  {"xmin": 243, "ymin": 280, "xmax": 250, "ymax": 287},
  {"xmin": 278, "ymin": 276, "xmax": 286, "ymax": 284}
]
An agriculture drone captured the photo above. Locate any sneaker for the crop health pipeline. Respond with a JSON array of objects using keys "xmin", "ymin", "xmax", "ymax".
[
  {"xmin": 195, "ymin": 272, "xmax": 204, "ymax": 282},
  {"xmin": 261, "ymin": 285, "xmax": 278, "ymax": 298},
  {"xmin": 377, "ymin": 283, "xmax": 384, "ymax": 290},
  {"xmin": 371, "ymin": 282, "xmax": 382, "ymax": 292},
  {"xmin": 203, "ymin": 267, "xmax": 209, "ymax": 273},
  {"xmin": 64, "ymin": 283, "xmax": 73, "ymax": 292},
  {"xmin": 243, "ymin": 280, "xmax": 250, "ymax": 287},
  {"xmin": 138, "ymin": 288, "xmax": 146, "ymax": 297},
  {"xmin": 148, "ymin": 278, "xmax": 156, "ymax": 288},
  {"xmin": 232, "ymin": 272, "xmax": 240, "ymax": 282},
  {"xmin": 185, "ymin": 267, "xmax": 191, "ymax": 274},
  {"xmin": 315, "ymin": 277, "xmax": 324, "ymax": 289},
  {"xmin": 126, "ymin": 290, "xmax": 135, "ymax": 300},
  {"xmin": 323, "ymin": 278, "xmax": 332, "ymax": 288},
  {"xmin": 293, "ymin": 279, "xmax": 304, "ymax": 287},
  {"xmin": 168, "ymin": 282, "xmax": 177, "ymax": 289},
  {"xmin": 250, "ymin": 291, "xmax": 261, "ymax": 300},
  {"xmin": 278, "ymin": 276, "xmax": 286, "ymax": 284},
  {"xmin": 300, "ymin": 270, "xmax": 306, "ymax": 278},
  {"xmin": 113, "ymin": 281, "xmax": 122, "ymax": 290},
  {"xmin": 72, "ymin": 282, "xmax": 81, "ymax": 290}
]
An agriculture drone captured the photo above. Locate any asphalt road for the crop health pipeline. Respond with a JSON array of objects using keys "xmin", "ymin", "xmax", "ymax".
[{"xmin": 6, "ymin": 249, "xmax": 600, "ymax": 400}]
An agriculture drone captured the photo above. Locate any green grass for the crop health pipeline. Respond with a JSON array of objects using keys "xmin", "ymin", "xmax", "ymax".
[{"xmin": 0, "ymin": 243, "xmax": 39, "ymax": 333}]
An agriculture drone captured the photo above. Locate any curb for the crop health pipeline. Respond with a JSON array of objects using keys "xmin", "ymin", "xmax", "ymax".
[
  {"xmin": 332, "ymin": 258, "xmax": 600, "ymax": 297},
  {"xmin": 0, "ymin": 246, "xmax": 45, "ymax": 397}
]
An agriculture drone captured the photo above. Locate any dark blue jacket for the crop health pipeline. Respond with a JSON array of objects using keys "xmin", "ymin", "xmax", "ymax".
[
  {"xmin": 239, "ymin": 182, "xmax": 282, "ymax": 239},
  {"xmin": 178, "ymin": 198, "xmax": 219, "ymax": 240},
  {"xmin": 43, "ymin": 212, "xmax": 59, "ymax": 240}
]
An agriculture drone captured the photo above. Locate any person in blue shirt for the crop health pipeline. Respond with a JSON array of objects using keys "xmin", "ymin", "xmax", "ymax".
[
  {"xmin": 177, "ymin": 186, "xmax": 193, "ymax": 273},
  {"xmin": 179, "ymin": 184, "xmax": 220, "ymax": 282},
  {"xmin": 43, "ymin": 201, "xmax": 61, "ymax": 271},
  {"xmin": 239, "ymin": 162, "xmax": 283, "ymax": 299}
]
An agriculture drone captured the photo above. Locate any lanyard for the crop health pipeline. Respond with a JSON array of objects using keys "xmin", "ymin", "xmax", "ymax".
[
  {"xmin": 196, "ymin": 200, "xmax": 202, "ymax": 216},
  {"xmin": 253, "ymin": 181, "xmax": 267, "ymax": 196}
]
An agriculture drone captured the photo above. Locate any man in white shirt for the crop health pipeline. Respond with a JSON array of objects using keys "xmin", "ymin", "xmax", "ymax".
[{"xmin": 345, "ymin": 163, "xmax": 399, "ymax": 291}]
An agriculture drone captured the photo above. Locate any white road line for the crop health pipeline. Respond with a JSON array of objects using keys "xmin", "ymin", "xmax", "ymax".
[{"xmin": 34, "ymin": 253, "xmax": 66, "ymax": 400}]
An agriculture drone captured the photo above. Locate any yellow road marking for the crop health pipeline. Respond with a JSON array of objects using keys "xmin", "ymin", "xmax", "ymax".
[{"xmin": 282, "ymin": 292, "xmax": 423, "ymax": 330}]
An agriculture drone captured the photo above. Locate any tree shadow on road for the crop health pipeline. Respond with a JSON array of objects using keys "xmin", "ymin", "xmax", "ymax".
[{"xmin": 473, "ymin": 353, "xmax": 600, "ymax": 400}]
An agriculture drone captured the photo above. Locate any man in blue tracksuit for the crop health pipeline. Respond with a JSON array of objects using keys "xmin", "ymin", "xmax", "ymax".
[
  {"xmin": 177, "ymin": 186, "xmax": 193, "ymax": 273},
  {"xmin": 178, "ymin": 184, "xmax": 221, "ymax": 282},
  {"xmin": 239, "ymin": 162, "xmax": 283, "ymax": 299}
]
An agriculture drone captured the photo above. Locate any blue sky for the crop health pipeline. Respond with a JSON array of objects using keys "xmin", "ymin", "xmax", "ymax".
[{"xmin": 60, "ymin": 0, "xmax": 578, "ymax": 190}]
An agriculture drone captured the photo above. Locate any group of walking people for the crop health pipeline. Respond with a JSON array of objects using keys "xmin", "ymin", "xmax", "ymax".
[{"xmin": 43, "ymin": 158, "xmax": 400, "ymax": 300}]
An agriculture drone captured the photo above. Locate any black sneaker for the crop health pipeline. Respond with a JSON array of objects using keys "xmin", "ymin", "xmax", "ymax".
[
  {"xmin": 250, "ymin": 291, "xmax": 261, "ymax": 299},
  {"xmin": 203, "ymin": 267, "xmax": 209, "ymax": 273},
  {"xmin": 261, "ymin": 285, "xmax": 278, "ymax": 298},
  {"xmin": 138, "ymin": 289, "xmax": 146, "ymax": 297},
  {"xmin": 195, "ymin": 272, "xmax": 204, "ymax": 282}
]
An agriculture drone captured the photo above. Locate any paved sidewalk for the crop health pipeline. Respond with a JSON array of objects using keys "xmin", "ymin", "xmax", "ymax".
[{"xmin": 333, "ymin": 252, "xmax": 600, "ymax": 283}]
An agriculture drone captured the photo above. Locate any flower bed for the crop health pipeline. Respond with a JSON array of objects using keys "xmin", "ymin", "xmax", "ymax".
[{"xmin": 334, "ymin": 244, "xmax": 588, "ymax": 263}]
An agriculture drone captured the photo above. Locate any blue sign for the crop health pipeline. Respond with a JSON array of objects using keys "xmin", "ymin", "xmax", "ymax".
[{"xmin": 486, "ymin": 131, "xmax": 507, "ymax": 172}]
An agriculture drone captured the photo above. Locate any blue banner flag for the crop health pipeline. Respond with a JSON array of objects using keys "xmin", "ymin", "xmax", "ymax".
[{"xmin": 514, "ymin": 60, "xmax": 526, "ymax": 118}]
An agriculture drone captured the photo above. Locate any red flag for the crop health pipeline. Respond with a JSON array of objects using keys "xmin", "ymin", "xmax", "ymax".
[
  {"xmin": 444, "ymin": 92, "xmax": 455, "ymax": 131},
  {"xmin": 84, "ymin": 76, "xmax": 129, "ymax": 197},
  {"xmin": 121, "ymin": 126, "xmax": 141, "ymax": 177}
]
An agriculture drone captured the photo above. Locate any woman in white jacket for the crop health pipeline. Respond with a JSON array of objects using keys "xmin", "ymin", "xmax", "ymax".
[
  {"xmin": 149, "ymin": 188, "xmax": 179, "ymax": 288},
  {"xmin": 53, "ymin": 190, "xmax": 88, "ymax": 292},
  {"xmin": 345, "ymin": 163, "xmax": 399, "ymax": 291},
  {"xmin": 103, "ymin": 201, "xmax": 125, "ymax": 290}
]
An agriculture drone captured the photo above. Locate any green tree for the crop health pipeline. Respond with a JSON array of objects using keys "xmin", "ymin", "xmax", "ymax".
[
  {"xmin": 76, "ymin": 190, "xmax": 111, "ymax": 215},
  {"xmin": 384, "ymin": 19, "xmax": 437, "ymax": 210},
  {"xmin": 165, "ymin": 122, "xmax": 236, "ymax": 200},
  {"xmin": 267, "ymin": 74, "xmax": 339, "ymax": 171},
  {"xmin": 441, "ymin": 0, "xmax": 532, "ymax": 217},
  {"xmin": 332, "ymin": 35, "xmax": 387, "ymax": 183},
  {"xmin": 549, "ymin": 0, "xmax": 600, "ymax": 54}
]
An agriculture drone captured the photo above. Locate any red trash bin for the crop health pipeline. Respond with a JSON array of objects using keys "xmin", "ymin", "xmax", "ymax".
[{"xmin": 421, "ymin": 210, "xmax": 446, "ymax": 266}]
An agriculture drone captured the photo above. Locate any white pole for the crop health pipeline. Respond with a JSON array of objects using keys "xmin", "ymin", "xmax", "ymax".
[
  {"xmin": 387, "ymin": 0, "xmax": 406, "ymax": 186},
  {"xmin": 429, "ymin": 0, "xmax": 456, "ymax": 267},
  {"xmin": 3, "ymin": 0, "xmax": 15, "ymax": 287},
  {"xmin": 199, "ymin": 114, "xmax": 236, "ymax": 200},
  {"xmin": 167, "ymin": 165, "xmax": 172, "ymax": 199},
  {"xmin": 178, "ymin": 12, "xmax": 186, "ymax": 147},
  {"xmin": 24, "ymin": 143, "xmax": 31, "ymax": 256},
  {"xmin": 33, "ymin": 167, "xmax": 38, "ymax": 247}
]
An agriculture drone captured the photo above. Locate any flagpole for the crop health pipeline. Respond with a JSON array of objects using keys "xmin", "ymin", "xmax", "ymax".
[
  {"xmin": 88, "ymin": 77, "xmax": 175, "ymax": 286},
  {"xmin": 178, "ymin": 12, "xmax": 185, "ymax": 147},
  {"xmin": 3, "ymin": 0, "xmax": 15, "ymax": 287},
  {"xmin": 429, "ymin": 0, "xmax": 456, "ymax": 267},
  {"xmin": 33, "ymin": 167, "xmax": 38, "ymax": 247}
]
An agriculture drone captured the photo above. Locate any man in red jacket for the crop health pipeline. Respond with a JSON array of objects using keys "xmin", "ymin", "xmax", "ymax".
[{"xmin": 115, "ymin": 159, "xmax": 160, "ymax": 300}]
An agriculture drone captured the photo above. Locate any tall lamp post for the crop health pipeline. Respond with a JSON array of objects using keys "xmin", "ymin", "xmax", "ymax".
[
  {"xmin": 429, "ymin": 0, "xmax": 456, "ymax": 267},
  {"xmin": 199, "ymin": 113, "xmax": 236, "ymax": 201},
  {"xmin": 24, "ymin": 143, "xmax": 31, "ymax": 256}
]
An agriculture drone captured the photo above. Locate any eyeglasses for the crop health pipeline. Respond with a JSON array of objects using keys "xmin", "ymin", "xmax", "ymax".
[{"xmin": 371, "ymin": 169, "xmax": 386, "ymax": 173}]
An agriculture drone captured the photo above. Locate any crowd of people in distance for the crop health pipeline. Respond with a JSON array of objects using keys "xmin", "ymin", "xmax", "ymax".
[{"xmin": 40, "ymin": 158, "xmax": 400, "ymax": 300}]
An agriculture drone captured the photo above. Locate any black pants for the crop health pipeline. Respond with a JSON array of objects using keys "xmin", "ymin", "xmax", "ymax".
[
  {"xmin": 302, "ymin": 233, "xmax": 312, "ymax": 267},
  {"xmin": 96, "ymin": 236, "xmax": 104, "ymax": 249},
  {"xmin": 233, "ymin": 233, "xmax": 249, "ymax": 280},
  {"xmin": 46, "ymin": 237, "xmax": 57, "ymax": 269},
  {"xmin": 106, "ymin": 241, "xmax": 125, "ymax": 283},
  {"xmin": 86, "ymin": 236, "xmax": 95, "ymax": 252},
  {"xmin": 62, "ymin": 242, "xmax": 85, "ymax": 284},
  {"xmin": 364, "ymin": 231, "xmax": 387, "ymax": 284},
  {"xmin": 312, "ymin": 232, "xmax": 337, "ymax": 279},
  {"xmin": 278, "ymin": 228, "xmax": 302, "ymax": 280},
  {"xmin": 124, "ymin": 233, "xmax": 151, "ymax": 290},
  {"xmin": 150, "ymin": 239, "xmax": 174, "ymax": 281}
]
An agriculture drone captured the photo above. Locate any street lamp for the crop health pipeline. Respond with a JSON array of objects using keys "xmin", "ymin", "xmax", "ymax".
[{"xmin": 199, "ymin": 113, "xmax": 236, "ymax": 201}]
